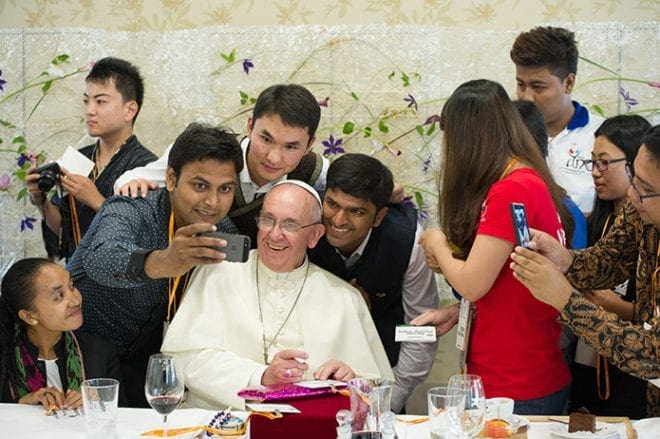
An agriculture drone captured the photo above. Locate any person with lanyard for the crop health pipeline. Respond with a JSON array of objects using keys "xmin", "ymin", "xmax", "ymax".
[
  {"xmin": 161, "ymin": 180, "xmax": 393, "ymax": 409},
  {"xmin": 66, "ymin": 123, "xmax": 243, "ymax": 407},
  {"xmin": 113, "ymin": 83, "xmax": 329, "ymax": 245},
  {"xmin": 114, "ymin": 83, "xmax": 405, "ymax": 245},
  {"xmin": 511, "ymin": 124, "xmax": 660, "ymax": 418},
  {"xmin": 413, "ymin": 79, "xmax": 574, "ymax": 415},
  {"xmin": 0, "ymin": 258, "xmax": 121, "ymax": 409},
  {"xmin": 25, "ymin": 57, "xmax": 157, "ymax": 260},
  {"xmin": 570, "ymin": 115, "xmax": 650, "ymax": 419}
]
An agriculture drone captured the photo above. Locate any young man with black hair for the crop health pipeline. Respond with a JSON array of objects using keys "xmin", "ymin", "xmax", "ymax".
[
  {"xmin": 308, "ymin": 153, "xmax": 439, "ymax": 413},
  {"xmin": 511, "ymin": 26, "xmax": 604, "ymax": 215},
  {"xmin": 26, "ymin": 57, "xmax": 156, "ymax": 259},
  {"xmin": 67, "ymin": 123, "xmax": 243, "ymax": 406},
  {"xmin": 115, "ymin": 83, "xmax": 328, "ymax": 244}
]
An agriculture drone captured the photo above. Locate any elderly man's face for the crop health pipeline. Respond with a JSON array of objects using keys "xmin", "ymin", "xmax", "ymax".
[
  {"xmin": 628, "ymin": 144, "xmax": 660, "ymax": 225},
  {"xmin": 257, "ymin": 184, "xmax": 324, "ymax": 273}
]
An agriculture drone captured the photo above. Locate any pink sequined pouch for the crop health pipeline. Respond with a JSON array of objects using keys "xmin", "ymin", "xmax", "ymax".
[{"xmin": 237, "ymin": 383, "xmax": 346, "ymax": 402}]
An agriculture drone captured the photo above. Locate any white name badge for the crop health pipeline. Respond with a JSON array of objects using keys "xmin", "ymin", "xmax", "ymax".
[
  {"xmin": 295, "ymin": 380, "xmax": 347, "ymax": 389},
  {"xmin": 455, "ymin": 298, "xmax": 473, "ymax": 352},
  {"xmin": 395, "ymin": 325, "xmax": 437, "ymax": 342},
  {"xmin": 247, "ymin": 403, "xmax": 301, "ymax": 414}
]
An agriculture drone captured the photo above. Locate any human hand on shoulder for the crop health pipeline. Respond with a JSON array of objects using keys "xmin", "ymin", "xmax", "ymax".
[
  {"xmin": 389, "ymin": 182, "xmax": 405, "ymax": 203},
  {"xmin": 144, "ymin": 223, "xmax": 228, "ymax": 278},
  {"xmin": 313, "ymin": 360, "xmax": 355, "ymax": 382},
  {"xmin": 115, "ymin": 178, "xmax": 159, "ymax": 198},
  {"xmin": 18, "ymin": 386, "xmax": 65, "ymax": 410}
]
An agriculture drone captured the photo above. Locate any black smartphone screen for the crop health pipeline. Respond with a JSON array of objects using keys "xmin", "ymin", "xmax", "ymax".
[{"xmin": 510, "ymin": 202, "xmax": 531, "ymax": 248}]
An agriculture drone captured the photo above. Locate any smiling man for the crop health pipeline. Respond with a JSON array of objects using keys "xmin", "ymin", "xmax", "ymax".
[
  {"xmin": 510, "ymin": 125, "xmax": 660, "ymax": 417},
  {"xmin": 308, "ymin": 154, "xmax": 439, "ymax": 413},
  {"xmin": 114, "ymin": 83, "xmax": 329, "ymax": 244},
  {"xmin": 511, "ymin": 27, "xmax": 604, "ymax": 215},
  {"xmin": 162, "ymin": 180, "xmax": 393, "ymax": 409},
  {"xmin": 66, "ymin": 123, "xmax": 243, "ymax": 406}
]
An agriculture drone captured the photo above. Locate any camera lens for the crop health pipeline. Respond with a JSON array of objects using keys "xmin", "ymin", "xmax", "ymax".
[
  {"xmin": 37, "ymin": 174, "xmax": 56, "ymax": 192},
  {"xmin": 35, "ymin": 162, "xmax": 60, "ymax": 193}
]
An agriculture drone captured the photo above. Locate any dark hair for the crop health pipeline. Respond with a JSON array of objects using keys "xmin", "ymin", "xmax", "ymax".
[
  {"xmin": 641, "ymin": 124, "xmax": 660, "ymax": 161},
  {"xmin": 510, "ymin": 26, "xmax": 578, "ymax": 80},
  {"xmin": 439, "ymin": 79, "xmax": 573, "ymax": 258},
  {"xmin": 0, "ymin": 258, "xmax": 54, "ymax": 396},
  {"xmin": 326, "ymin": 153, "xmax": 394, "ymax": 211},
  {"xmin": 252, "ymin": 84, "xmax": 321, "ymax": 142},
  {"xmin": 167, "ymin": 123, "xmax": 244, "ymax": 179},
  {"xmin": 86, "ymin": 57, "xmax": 145, "ymax": 124},
  {"xmin": 588, "ymin": 116, "xmax": 652, "ymax": 245},
  {"xmin": 514, "ymin": 100, "xmax": 548, "ymax": 157}
]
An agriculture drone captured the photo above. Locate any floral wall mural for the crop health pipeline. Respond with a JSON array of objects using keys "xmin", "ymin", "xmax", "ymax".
[{"xmin": 0, "ymin": 3, "xmax": 657, "ymax": 273}]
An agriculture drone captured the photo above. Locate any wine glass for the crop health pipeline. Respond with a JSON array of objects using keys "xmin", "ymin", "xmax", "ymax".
[
  {"xmin": 446, "ymin": 374, "xmax": 486, "ymax": 438},
  {"xmin": 145, "ymin": 353, "xmax": 185, "ymax": 438}
]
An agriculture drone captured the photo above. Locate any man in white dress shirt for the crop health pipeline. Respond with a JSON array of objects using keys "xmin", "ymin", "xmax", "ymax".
[{"xmin": 161, "ymin": 180, "xmax": 393, "ymax": 409}]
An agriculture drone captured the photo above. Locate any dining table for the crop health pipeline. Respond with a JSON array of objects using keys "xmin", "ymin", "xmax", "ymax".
[{"xmin": 0, "ymin": 403, "xmax": 658, "ymax": 438}]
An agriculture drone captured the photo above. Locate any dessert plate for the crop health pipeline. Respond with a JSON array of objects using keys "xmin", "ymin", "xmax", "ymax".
[{"xmin": 549, "ymin": 421, "xmax": 618, "ymax": 438}]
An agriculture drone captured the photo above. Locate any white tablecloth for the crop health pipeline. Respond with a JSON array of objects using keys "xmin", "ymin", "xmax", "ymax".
[
  {"xmin": 395, "ymin": 415, "xmax": 659, "ymax": 439},
  {"xmin": 0, "ymin": 403, "xmax": 223, "ymax": 438},
  {"xmin": 0, "ymin": 403, "xmax": 657, "ymax": 438}
]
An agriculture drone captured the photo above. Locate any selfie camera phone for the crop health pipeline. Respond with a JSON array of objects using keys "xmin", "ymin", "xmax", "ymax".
[
  {"xmin": 510, "ymin": 202, "xmax": 531, "ymax": 248},
  {"xmin": 201, "ymin": 231, "xmax": 251, "ymax": 263}
]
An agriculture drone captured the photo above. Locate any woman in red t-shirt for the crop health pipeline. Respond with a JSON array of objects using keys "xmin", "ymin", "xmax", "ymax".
[{"xmin": 419, "ymin": 79, "xmax": 574, "ymax": 415}]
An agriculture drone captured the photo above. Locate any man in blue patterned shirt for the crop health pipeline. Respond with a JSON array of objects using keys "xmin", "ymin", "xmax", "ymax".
[{"xmin": 66, "ymin": 123, "xmax": 243, "ymax": 406}]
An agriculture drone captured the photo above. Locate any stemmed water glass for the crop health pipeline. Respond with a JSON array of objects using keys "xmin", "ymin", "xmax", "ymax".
[
  {"xmin": 446, "ymin": 374, "xmax": 486, "ymax": 438},
  {"xmin": 145, "ymin": 353, "xmax": 185, "ymax": 438}
]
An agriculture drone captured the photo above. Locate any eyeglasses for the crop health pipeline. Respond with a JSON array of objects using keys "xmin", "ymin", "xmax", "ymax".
[
  {"xmin": 625, "ymin": 162, "xmax": 660, "ymax": 203},
  {"xmin": 584, "ymin": 157, "xmax": 627, "ymax": 172},
  {"xmin": 255, "ymin": 214, "xmax": 320, "ymax": 235}
]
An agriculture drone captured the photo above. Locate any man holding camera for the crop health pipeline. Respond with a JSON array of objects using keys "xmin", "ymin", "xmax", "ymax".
[{"xmin": 26, "ymin": 57, "xmax": 156, "ymax": 259}]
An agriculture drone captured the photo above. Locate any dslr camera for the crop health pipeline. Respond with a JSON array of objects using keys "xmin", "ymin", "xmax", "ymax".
[{"xmin": 34, "ymin": 162, "xmax": 61, "ymax": 193}]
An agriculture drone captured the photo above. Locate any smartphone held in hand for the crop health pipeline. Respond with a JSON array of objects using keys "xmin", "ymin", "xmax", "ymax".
[
  {"xmin": 201, "ymin": 231, "xmax": 251, "ymax": 262},
  {"xmin": 510, "ymin": 202, "xmax": 531, "ymax": 248}
]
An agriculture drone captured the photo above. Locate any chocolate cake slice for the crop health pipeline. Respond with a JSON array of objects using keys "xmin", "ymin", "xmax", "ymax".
[{"xmin": 568, "ymin": 407, "xmax": 596, "ymax": 433}]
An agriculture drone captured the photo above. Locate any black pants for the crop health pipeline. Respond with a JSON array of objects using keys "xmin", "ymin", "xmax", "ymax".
[
  {"xmin": 119, "ymin": 357, "xmax": 150, "ymax": 408},
  {"xmin": 569, "ymin": 362, "xmax": 647, "ymax": 419}
]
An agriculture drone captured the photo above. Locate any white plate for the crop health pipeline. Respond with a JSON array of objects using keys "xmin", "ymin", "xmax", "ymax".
[
  {"xmin": 549, "ymin": 421, "xmax": 618, "ymax": 438},
  {"xmin": 508, "ymin": 414, "xmax": 530, "ymax": 428}
]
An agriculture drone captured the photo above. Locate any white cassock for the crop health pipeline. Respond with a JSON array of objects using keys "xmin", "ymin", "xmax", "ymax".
[{"xmin": 161, "ymin": 250, "xmax": 393, "ymax": 409}]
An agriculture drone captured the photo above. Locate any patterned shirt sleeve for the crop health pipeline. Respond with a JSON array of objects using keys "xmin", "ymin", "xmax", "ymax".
[
  {"xmin": 559, "ymin": 291, "xmax": 659, "ymax": 380},
  {"xmin": 566, "ymin": 202, "xmax": 639, "ymax": 291}
]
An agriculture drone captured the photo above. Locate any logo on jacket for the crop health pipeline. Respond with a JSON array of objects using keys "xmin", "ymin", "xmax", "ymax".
[{"xmin": 565, "ymin": 145, "xmax": 589, "ymax": 170}]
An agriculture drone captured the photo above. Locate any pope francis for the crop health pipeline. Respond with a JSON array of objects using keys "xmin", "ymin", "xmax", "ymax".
[{"xmin": 161, "ymin": 180, "xmax": 393, "ymax": 409}]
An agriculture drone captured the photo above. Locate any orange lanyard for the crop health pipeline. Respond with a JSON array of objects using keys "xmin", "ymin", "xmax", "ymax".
[
  {"xmin": 498, "ymin": 157, "xmax": 519, "ymax": 181},
  {"xmin": 68, "ymin": 195, "xmax": 82, "ymax": 245},
  {"xmin": 166, "ymin": 210, "xmax": 190, "ymax": 322}
]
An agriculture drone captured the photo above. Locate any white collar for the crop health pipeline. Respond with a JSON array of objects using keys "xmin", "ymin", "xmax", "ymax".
[
  {"xmin": 238, "ymin": 137, "xmax": 286, "ymax": 193},
  {"xmin": 336, "ymin": 228, "xmax": 372, "ymax": 265}
]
